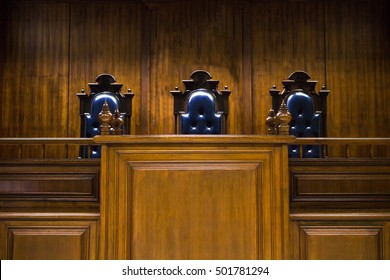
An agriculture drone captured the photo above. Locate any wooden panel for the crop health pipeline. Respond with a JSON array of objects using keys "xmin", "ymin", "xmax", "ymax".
[
  {"xmin": 251, "ymin": 0, "xmax": 326, "ymax": 135},
  {"xmin": 68, "ymin": 0, "xmax": 142, "ymax": 158},
  {"xmin": 0, "ymin": 1, "xmax": 69, "ymax": 140},
  {"xmin": 293, "ymin": 174, "xmax": 390, "ymax": 198},
  {"xmin": 0, "ymin": 0, "xmax": 389, "ymax": 143},
  {"xmin": 0, "ymin": 1, "xmax": 6, "ymax": 96},
  {"xmin": 0, "ymin": 174, "xmax": 98, "ymax": 201},
  {"xmin": 0, "ymin": 218, "xmax": 99, "ymax": 260},
  {"xmin": 289, "ymin": 159, "xmax": 390, "ymax": 207},
  {"xmin": 147, "ymin": 0, "xmax": 245, "ymax": 134},
  {"xmin": 96, "ymin": 135, "xmax": 292, "ymax": 259},
  {"xmin": 0, "ymin": 160, "xmax": 100, "ymax": 207},
  {"xmin": 131, "ymin": 163, "xmax": 258, "ymax": 259},
  {"xmin": 300, "ymin": 226, "xmax": 382, "ymax": 260},
  {"xmin": 325, "ymin": 0, "xmax": 390, "ymax": 145}
]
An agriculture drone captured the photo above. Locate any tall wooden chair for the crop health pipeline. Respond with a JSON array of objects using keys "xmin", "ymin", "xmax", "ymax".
[
  {"xmin": 77, "ymin": 73, "xmax": 134, "ymax": 158},
  {"xmin": 171, "ymin": 70, "xmax": 230, "ymax": 134},
  {"xmin": 270, "ymin": 71, "xmax": 329, "ymax": 158}
]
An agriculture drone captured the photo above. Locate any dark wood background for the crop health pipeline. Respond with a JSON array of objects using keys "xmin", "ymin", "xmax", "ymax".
[{"xmin": 0, "ymin": 0, "xmax": 389, "ymax": 154}]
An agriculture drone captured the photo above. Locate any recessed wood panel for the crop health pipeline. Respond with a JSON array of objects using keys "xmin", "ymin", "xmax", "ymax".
[
  {"xmin": 10, "ymin": 228, "xmax": 87, "ymax": 260},
  {"xmin": 0, "ymin": 218, "xmax": 99, "ymax": 260},
  {"xmin": 130, "ymin": 163, "xmax": 259, "ymax": 259},
  {"xmin": 0, "ymin": 160, "xmax": 100, "ymax": 204},
  {"xmin": 0, "ymin": 173, "xmax": 98, "ymax": 201},
  {"xmin": 289, "ymin": 159, "xmax": 390, "ymax": 205},
  {"xmin": 300, "ymin": 227, "xmax": 382, "ymax": 260},
  {"xmin": 292, "ymin": 174, "xmax": 390, "ymax": 201}
]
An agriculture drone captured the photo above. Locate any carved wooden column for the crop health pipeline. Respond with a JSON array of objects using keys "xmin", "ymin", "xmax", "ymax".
[
  {"xmin": 276, "ymin": 99, "xmax": 291, "ymax": 135},
  {"xmin": 98, "ymin": 101, "xmax": 113, "ymax": 135}
]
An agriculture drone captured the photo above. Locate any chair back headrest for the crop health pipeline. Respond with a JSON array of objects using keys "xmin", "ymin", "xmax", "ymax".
[
  {"xmin": 286, "ymin": 92, "xmax": 321, "ymax": 137},
  {"xmin": 180, "ymin": 89, "xmax": 222, "ymax": 134}
]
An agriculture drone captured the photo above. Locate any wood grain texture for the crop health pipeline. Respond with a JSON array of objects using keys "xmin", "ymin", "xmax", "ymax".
[
  {"xmin": 0, "ymin": 1, "xmax": 69, "ymax": 157},
  {"xmin": 0, "ymin": 1, "xmax": 69, "ymax": 138},
  {"xmin": 148, "ymin": 0, "xmax": 245, "ymax": 134},
  {"xmin": 325, "ymin": 0, "xmax": 390, "ymax": 156},
  {"xmin": 0, "ymin": 0, "xmax": 389, "ymax": 154},
  {"xmin": 68, "ymin": 1, "xmax": 143, "ymax": 137},
  {"xmin": 98, "ymin": 135, "xmax": 291, "ymax": 259},
  {"xmin": 0, "ymin": 159, "xmax": 100, "ymax": 208},
  {"xmin": 294, "ymin": 223, "xmax": 385, "ymax": 260},
  {"xmin": 131, "ymin": 163, "xmax": 259, "ymax": 259},
  {"xmin": 251, "ymin": 0, "xmax": 326, "ymax": 135},
  {"xmin": 289, "ymin": 159, "xmax": 390, "ymax": 208},
  {"xmin": 0, "ymin": 217, "xmax": 99, "ymax": 260}
]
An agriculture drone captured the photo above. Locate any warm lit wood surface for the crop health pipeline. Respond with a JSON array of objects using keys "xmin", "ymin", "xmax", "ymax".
[
  {"xmin": 251, "ymin": 0, "xmax": 326, "ymax": 135},
  {"xmin": 68, "ymin": 1, "xmax": 143, "ymax": 139},
  {"xmin": 0, "ymin": 212, "xmax": 99, "ymax": 260},
  {"xmin": 0, "ymin": 137, "xmax": 389, "ymax": 259},
  {"xmin": 1, "ymin": 0, "xmax": 388, "ymax": 158},
  {"xmin": 289, "ymin": 155, "xmax": 390, "ymax": 260},
  {"xmin": 97, "ymin": 135, "xmax": 292, "ymax": 259},
  {"xmin": 0, "ymin": 159, "xmax": 100, "ymax": 259},
  {"xmin": 290, "ymin": 211, "xmax": 390, "ymax": 260}
]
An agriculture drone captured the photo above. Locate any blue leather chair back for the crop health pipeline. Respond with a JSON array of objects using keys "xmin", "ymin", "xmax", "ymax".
[
  {"xmin": 287, "ymin": 92, "xmax": 322, "ymax": 158},
  {"xmin": 78, "ymin": 73, "xmax": 134, "ymax": 158},
  {"xmin": 171, "ymin": 70, "xmax": 230, "ymax": 134},
  {"xmin": 270, "ymin": 71, "xmax": 329, "ymax": 158},
  {"xmin": 180, "ymin": 89, "xmax": 222, "ymax": 134}
]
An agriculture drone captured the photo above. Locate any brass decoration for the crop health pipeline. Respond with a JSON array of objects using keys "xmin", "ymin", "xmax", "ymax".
[
  {"xmin": 266, "ymin": 108, "xmax": 277, "ymax": 135},
  {"xmin": 276, "ymin": 99, "xmax": 291, "ymax": 135},
  {"xmin": 111, "ymin": 109, "xmax": 124, "ymax": 135},
  {"xmin": 98, "ymin": 100, "xmax": 113, "ymax": 135}
]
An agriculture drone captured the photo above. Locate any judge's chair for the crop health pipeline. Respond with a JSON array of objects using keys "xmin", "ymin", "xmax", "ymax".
[
  {"xmin": 171, "ymin": 70, "xmax": 230, "ymax": 134},
  {"xmin": 77, "ymin": 73, "xmax": 134, "ymax": 158},
  {"xmin": 270, "ymin": 71, "xmax": 329, "ymax": 158}
]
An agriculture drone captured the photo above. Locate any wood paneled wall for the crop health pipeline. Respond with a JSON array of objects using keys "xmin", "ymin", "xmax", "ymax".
[{"xmin": 0, "ymin": 0, "xmax": 389, "ymax": 142}]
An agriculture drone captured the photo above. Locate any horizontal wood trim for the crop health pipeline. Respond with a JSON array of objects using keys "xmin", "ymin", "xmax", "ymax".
[
  {"xmin": 290, "ymin": 211, "xmax": 390, "ymax": 221},
  {"xmin": 94, "ymin": 134, "xmax": 295, "ymax": 145},
  {"xmin": 0, "ymin": 212, "xmax": 100, "ymax": 220},
  {"xmin": 294, "ymin": 137, "xmax": 390, "ymax": 145},
  {"xmin": 0, "ymin": 138, "xmax": 94, "ymax": 145}
]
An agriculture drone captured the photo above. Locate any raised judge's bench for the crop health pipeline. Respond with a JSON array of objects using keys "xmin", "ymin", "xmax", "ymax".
[
  {"xmin": 94, "ymin": 135, "xmax": 294, "ymax": 259},
  {"xmin": 0, "ymin": 136, "xmax": 389, "ymax": 259}
]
